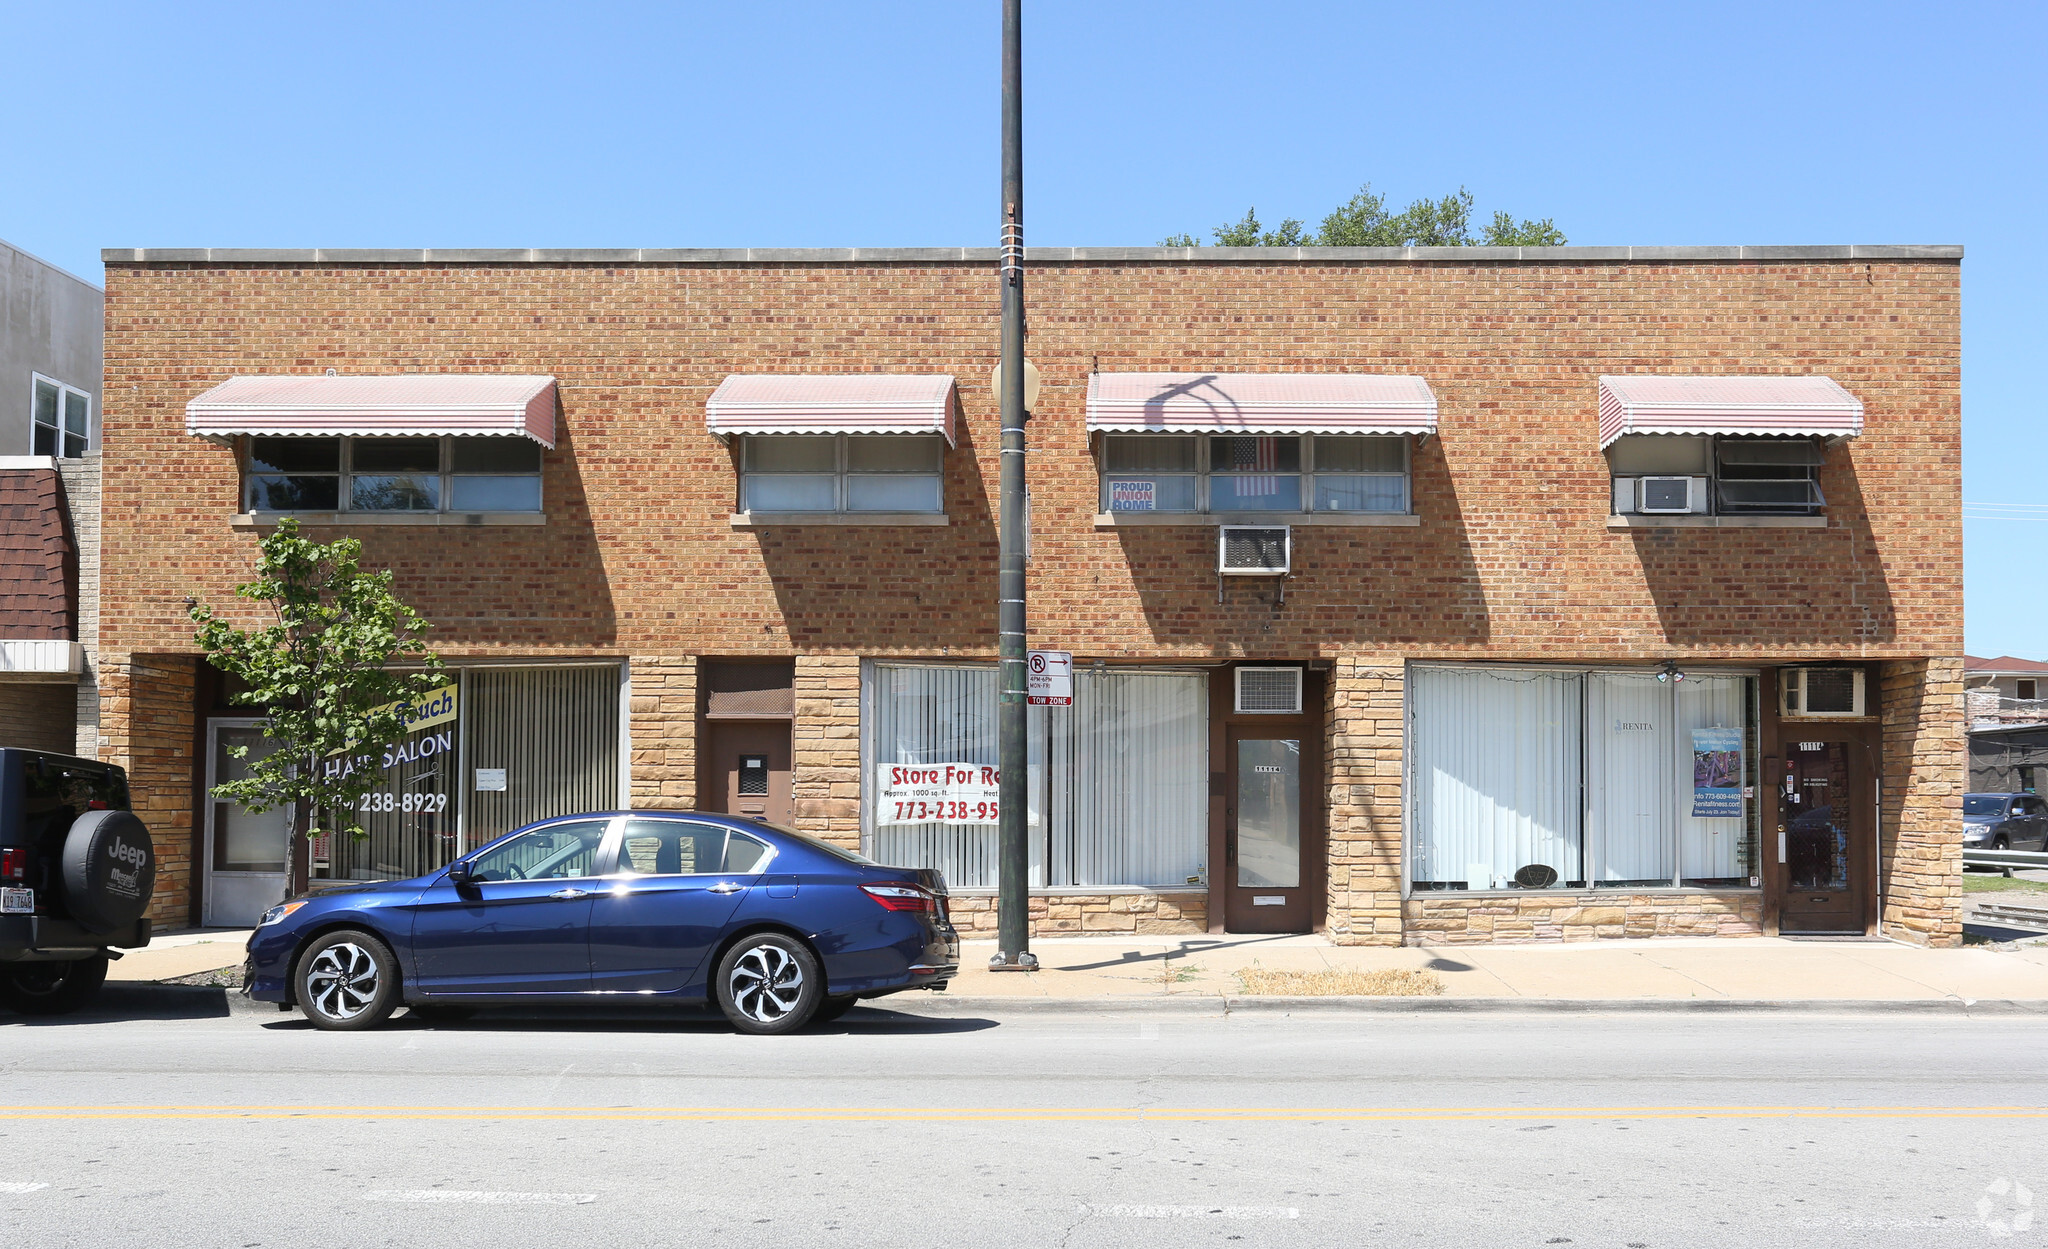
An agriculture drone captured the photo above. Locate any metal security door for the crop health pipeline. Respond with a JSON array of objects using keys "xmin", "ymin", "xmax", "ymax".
[
  {"xmin": 1777, "ymin": 740, "xmax": 1869, "ymax": 934},
  {"xmin": 1223, "ymin": 731, "xmax": 1311, "ymax": 932},
  {"xmin": 705, "ymin": 721, "xmax": 792, "ymax": 825}
]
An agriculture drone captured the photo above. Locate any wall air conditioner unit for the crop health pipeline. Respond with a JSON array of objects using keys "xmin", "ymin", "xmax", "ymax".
[
  {"xmin": 1780, "ymin": 667, "xmax": 1866, "ymax": 718},
  {"xmin": 1634, "ymin": 475, "xmax": 1710, "ymax": 515},
  {"xmin": 1219, "ymin": 525, "xmax": 1290, "ymax": 576},
  {"xmin": 1236, "ymin": 667, "xmax": 1304, "ymax": 714}
]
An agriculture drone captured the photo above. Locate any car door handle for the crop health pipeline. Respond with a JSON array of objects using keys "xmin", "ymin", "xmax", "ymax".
[
  {"xmin": 548, "ymin": 888, "xmax": 590, "ymax": 901},
  {"xmin": 708, "ymin": 881, "xmax": 745, "ymax": 894}
]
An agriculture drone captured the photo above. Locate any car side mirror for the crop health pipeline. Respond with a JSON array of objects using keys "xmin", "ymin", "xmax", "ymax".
[{"xmin": 446, "ymin": 861, "xmax": 474, "ymax": 887}]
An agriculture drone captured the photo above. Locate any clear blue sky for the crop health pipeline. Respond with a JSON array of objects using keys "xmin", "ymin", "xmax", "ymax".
[{"xmin": 6, "ymin": 1, "xmax": 2037, "ymax": 656}]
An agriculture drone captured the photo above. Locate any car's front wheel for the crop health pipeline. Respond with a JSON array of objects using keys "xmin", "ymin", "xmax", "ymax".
[
  {"xmin": 296, "ymin": 930, "xmax": 399, "ymax": 1031},
  {"xmin": 0, "ymin": 954, "xmax": 108, "ymax": 1016},
  {"xmin": 714, "ymin": 933, "xmax": 821, "ymax": 1035}
]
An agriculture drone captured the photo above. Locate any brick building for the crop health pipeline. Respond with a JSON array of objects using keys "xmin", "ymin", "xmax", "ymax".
[{"xmin": 96, "ymin": 244, "xmax": 1964, "ymax": 944}]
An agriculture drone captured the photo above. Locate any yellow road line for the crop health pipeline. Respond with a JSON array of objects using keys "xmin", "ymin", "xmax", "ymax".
[{"xmin": 1, "ymin": 1105, "xmax": 2042, "ymax": 1123}]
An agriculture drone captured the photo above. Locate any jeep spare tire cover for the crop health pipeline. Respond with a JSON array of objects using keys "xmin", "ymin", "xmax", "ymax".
[{"xmin": 60, "ymin": 809, "xmax": 156, "ymax": 934}]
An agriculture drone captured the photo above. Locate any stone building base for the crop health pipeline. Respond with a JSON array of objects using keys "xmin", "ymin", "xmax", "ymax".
[
  {"xmin": 944, "ymin": 892, "xmax": 1208, "ymax": 937},
  {"xmin": 1404, "ymin": 891, "xmax": 1764, "ymax": 944}
]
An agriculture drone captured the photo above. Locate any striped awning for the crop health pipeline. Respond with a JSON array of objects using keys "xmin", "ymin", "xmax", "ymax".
[
  {"xmin": 186, "ymin": 375, "xmax": 558, "ymax": 447},
  {"xmin": 705, "ymin": 375, "xmax": 958, "ymax": 445},
  {"xmin": 1085, "ymin": 373, "xmax": 1438, "ymax": 435},
  {"xmin": 1598, "ymin": 375, "xmax": 1863, "ymax": 448}
]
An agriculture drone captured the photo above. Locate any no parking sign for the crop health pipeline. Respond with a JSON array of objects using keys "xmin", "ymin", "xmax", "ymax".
[{"xmin": 1027, "ymin": 650, "xmax": 1073, "ymax": 706}]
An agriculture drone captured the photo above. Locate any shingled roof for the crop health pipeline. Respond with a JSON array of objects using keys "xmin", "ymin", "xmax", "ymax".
[{"xmin": 0, "ymin": 468, "xmax": 77, "ymax": 640}]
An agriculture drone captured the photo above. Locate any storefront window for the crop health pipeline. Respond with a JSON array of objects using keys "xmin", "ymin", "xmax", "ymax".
[
  {"xmin": 863, "ymin": 662, "xmax": 1207, "ymax": 889},
  {"xmin": 315, "ymin": 663, "xmax": 621, "ymax": 881},
  {"xmin": 1409, "ymin": 664, "xmax": 1758, "ymax": 893}
]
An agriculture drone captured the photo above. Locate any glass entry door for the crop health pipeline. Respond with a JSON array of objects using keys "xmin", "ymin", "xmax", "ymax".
[
  {"xmin": 204, "ymin": 720, "xmax": 290, "ymax": 927},
  {"xmin": 1778, "ymin": 739, "xmax": 1868, "ymax": 934},
  {"xmin": 1224, "ymin": 732, "xmax": 1311, "ymax": 932}
]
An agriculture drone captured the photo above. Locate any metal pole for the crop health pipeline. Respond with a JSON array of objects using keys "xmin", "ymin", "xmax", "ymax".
[{"xmin": 992, "ymin": 0, "xmax": 1035, "ymax": 971}]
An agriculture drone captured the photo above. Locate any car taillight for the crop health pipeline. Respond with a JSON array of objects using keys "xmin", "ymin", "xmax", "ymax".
[
  {"xmin": 860, "ymin": 883, "xmax": 936, "ymax": 913},
  {"xmin": 1, "ymin": 848, "xmax": 24, "ymax": 880}
]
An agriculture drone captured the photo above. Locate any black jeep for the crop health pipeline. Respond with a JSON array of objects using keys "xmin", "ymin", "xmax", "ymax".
[{"xmin": 0, "ymin": 749, "xmax": 156, "ymax": 1014}]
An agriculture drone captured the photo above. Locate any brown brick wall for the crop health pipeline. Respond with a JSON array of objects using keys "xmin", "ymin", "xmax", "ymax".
[
  {"xmin": 1880, "ymin": 657, "xmax": 1965, "ymax": 946},
  {"xmin": 98, "ymin": 258, "xmax": 1959, "ymax": 667},
  {"xmin": 93, "ymin": 256, "xmax": 1963, "ymax": 944},
  {"xmin": 0, "ymin": 682, "xmax": 76, "ymax": 753},
  {"xmin": 101, "ymin": 655, "xmax": 198, "ymax": 926}
]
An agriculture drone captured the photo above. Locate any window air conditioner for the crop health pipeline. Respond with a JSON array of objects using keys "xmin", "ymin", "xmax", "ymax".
[
  {"xmin": 1636, "ymin": 476, "xmax": 1708, "ymax": 514},
  {"xmin": 1780, "ymin": 667, "xmax": 1866, "ymax": 718},
  {"xmin": 1219, "ymin": 525, "xmax": 1290, "ymax": 576},
  {"xmin": 1235, "ymin": 667, "xmax": 1304, "ymax": 714}
]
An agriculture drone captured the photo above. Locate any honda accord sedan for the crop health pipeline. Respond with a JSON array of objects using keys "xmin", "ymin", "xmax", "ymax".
[{"xmin": 245, "ymin": 813, "xmax": 958, "ymax": 1033}]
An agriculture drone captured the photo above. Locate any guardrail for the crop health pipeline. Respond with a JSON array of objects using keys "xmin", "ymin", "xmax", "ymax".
[{"xmin": 1963, "ymin": 848, "xmax": 2048, "ymax": 877}]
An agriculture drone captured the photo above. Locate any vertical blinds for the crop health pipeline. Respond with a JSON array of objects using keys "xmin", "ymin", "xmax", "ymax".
[
  {"xmin": 466, "ymin": 665, "xmax": 622, "ymax": 848},
  {"xmin": 867, "ymin": 663, "xmax": 1207, "ymax": 889},
  {"xmin": 1411, "ymin": 665, "xmax": 1756, "ymax": 892}
]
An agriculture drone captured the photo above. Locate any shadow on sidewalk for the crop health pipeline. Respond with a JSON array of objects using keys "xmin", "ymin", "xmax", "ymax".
[
  {"xmin": 1047, "ymin": 932, "xmax": 1331, "ymax": 973},
  {"xmin": 259, "ymin": 1004, "xmax": 1001, "ymax": 1036}
]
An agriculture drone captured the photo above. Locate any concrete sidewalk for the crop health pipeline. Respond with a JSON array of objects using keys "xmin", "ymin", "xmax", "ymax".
[
  {"xmin": 948, "ymin": 933, "xmax": 2048, "ymax": 1004},
  {"xmin": 97, "ymin": 926, "xmax": 2048, "ymax": 1007}
]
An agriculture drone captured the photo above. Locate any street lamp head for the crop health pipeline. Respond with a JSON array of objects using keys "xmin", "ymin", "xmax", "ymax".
[{"xmin": 991, "ymin": 358, "xmax": 1042, "ymax": 411}]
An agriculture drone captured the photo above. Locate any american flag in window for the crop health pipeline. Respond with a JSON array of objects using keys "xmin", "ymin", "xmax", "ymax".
[{"xmin": 1228, "ymin": 437, "xmax": 1279, "ymax": 495}]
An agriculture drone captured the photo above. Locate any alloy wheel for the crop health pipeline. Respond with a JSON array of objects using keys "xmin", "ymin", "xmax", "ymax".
[
  {"xmin": 304, "ymin": 942, "xmax": 381, "ymax": 1022},
  {"xmin": 728, "ymin": 944, "xmax": 805, "ymax": 1024}
]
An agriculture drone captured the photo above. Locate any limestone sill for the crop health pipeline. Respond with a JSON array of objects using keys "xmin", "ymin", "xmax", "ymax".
[
  {"xmin": 732, "ymin": 512, "xmax": 950, "ymax": 527},
  {"xmin": 1608, "ymin": 514, "xmax": 1826, "ymax": 529},
  {"xmin": 1095, "ymin": 512, "xmax": 1420, "ymax": 528},
  {"xmin": 233, "ymin": 511, "xmax": 545, "ymax": 527}
]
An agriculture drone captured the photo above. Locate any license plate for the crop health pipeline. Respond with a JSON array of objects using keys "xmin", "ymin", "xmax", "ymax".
[{"xmin": 0, "ymin": 888, "xmax": 32, "ymax": 915}]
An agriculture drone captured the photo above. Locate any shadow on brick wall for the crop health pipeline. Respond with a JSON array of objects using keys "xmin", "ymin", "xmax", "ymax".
[
  {"xmin": 354, "ymin": 422, "xmax": 619, "ymax": 648},
  {"xmin": 1111, "ymin": 435, "xmax": 1490, "ymax": 650},
  {"xmin": 1630, "ymin": 455, "xmax": 1896, "ymax": 648},
  {"xmin": 753, "ymin": 397, "xmax": 999, "ymax": 651}
]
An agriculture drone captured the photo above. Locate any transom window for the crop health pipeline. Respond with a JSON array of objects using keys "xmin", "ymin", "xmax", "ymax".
[
  {"xmin": 1608, "ymin": 434, "xmax": 1825, "ymax": 517},
  {"xmin": 1098, "ymin": 434, "xmax": 1409, "ymax": 514},
  {"xmin": 32, "ymin": 375, "xmax": 91, "ymax": 459},
  {"xmin": 740, "ymin": 434, "xmax": 944, "ymax": 514},
  {"xmin": 241, "ymin": 436, "xmax": 543, "ymax": 514}
]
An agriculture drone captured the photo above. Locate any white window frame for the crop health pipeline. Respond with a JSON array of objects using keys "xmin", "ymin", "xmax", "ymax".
[
  {"xmin": 239, "ymin": 434, "xmax": 545, "ymax": 516},
  {"xmin": 1097, "ymin": 432, "xmax": 1411, "ymax": 515},
  {"xmin": 738, "ymin": 433, "xmax": 947, "ymax": 516},
  {"xmin": 30, "ymin": 373, "xmax": 93, "ymax": 459}
]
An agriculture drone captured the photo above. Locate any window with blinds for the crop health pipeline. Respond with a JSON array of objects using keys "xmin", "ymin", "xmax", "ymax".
[
  {"xmin": 864, "ymin": 662, "xmax": 1208, "ymax": 889},
  {"xmin": 1409, "ymin": 665, "xmax": 1758, "ymax": 893}
]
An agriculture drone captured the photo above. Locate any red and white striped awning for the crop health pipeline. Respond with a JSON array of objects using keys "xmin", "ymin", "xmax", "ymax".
[
  {"xmin": 1598, "ymin": 375, "xmax": 1863, "ymax": 448},
  {"xmin": 186, "ymin": 375, "xmax": 558, "ymax": 447},
  {"xmin": 705, "ymin": 375, "xmax": 957, "ymax": 445},
  {"xmin": 1085, "ymin": 373, "xmax": 1438, "ymax": 435}
]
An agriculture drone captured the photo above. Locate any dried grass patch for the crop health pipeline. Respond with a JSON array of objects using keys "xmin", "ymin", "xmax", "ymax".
[{"xmin": 1234, "ymin": 966, "xmax": 1444, "ymax": 997}]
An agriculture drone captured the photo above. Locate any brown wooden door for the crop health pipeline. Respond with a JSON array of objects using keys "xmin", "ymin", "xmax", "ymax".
[
  {"xmin": 1222, "ymin": 728, "xmax": 1314, "ymax": 933},
  {"xmin": 1777, "ymin": 739, "xmax": 1869, "ymax": 933},
  {"xmin": 703, "ymin": 722, "xmax": 792, "ymax": 825}
]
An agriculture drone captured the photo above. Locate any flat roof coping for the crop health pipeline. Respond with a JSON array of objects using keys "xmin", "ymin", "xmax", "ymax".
[{"xmin": 101, "ymin": 244, "xmax": 1963, "ymax": 265}]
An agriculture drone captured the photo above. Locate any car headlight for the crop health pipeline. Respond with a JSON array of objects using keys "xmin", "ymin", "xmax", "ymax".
[{"xmin": 256, "ymin": 900, "xmax": 307, "ymax": 928}]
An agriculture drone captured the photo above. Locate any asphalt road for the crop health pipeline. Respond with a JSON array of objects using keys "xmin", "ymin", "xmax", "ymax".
[{"xmin": 1, "ymin": 996, "xmax": 2042, "ymax": 1248}]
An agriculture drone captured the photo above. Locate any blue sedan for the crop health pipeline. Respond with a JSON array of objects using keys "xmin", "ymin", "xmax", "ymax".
[{"xmin": 245, "ymin": 813, "xmax": 959, "ymax": 1034}]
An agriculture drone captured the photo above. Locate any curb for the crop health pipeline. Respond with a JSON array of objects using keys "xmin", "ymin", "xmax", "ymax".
[{"xmin": 864, "ymin": 994, "xmax": 2048, "ymax": 1017}]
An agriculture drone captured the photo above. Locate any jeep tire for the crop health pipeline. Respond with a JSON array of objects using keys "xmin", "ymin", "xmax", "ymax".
[{"xmin": 0, "ymin": 955, "xmax": 110, "ymax": 1016}]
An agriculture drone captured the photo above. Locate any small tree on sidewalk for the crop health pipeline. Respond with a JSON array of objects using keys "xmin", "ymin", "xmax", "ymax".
[{"xmin": 190, "ymin": 518, "xmax": 447, "ymax": 900}]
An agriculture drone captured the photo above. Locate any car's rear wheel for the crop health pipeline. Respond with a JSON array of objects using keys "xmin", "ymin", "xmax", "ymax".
[
  {"xmin": 0, "ymin": 955, "xmax": 108, "ymax": 1016},
  {"xmin": 715, "ymin": 933, "xmax": 821, "ymax": 1035},
  {"xmin": 296, "ymin": 930, "xmax": 399, "ymax": 1031}
]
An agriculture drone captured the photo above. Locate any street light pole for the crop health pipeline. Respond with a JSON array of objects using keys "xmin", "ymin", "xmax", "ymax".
[{"xmin": 992, "ymin": 0, "xmax": 1035, "ymax": 972}]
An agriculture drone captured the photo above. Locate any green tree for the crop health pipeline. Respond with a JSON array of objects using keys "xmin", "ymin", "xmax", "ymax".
[
  {"xmin": 189, "ymin": 518, "xmax": 446, "ymax": 899},
  {"xmin": 1161, "ymin": 183, "xmax": 1567, "ymax": 248}
]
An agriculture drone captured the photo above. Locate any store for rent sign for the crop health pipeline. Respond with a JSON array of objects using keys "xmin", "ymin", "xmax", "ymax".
[{"xmin": 876, "ymin": 763, "xmax": 1001, "ymax": 825}]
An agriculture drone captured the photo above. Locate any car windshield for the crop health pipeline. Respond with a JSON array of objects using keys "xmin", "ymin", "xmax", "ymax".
[
  {"xmin": 1962, "ymin": 795, "xmax": 2007, "ymax": 817},
  {"xmin": 751, "ymin": 821, "xmax": 879, "ymax": 865}
]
